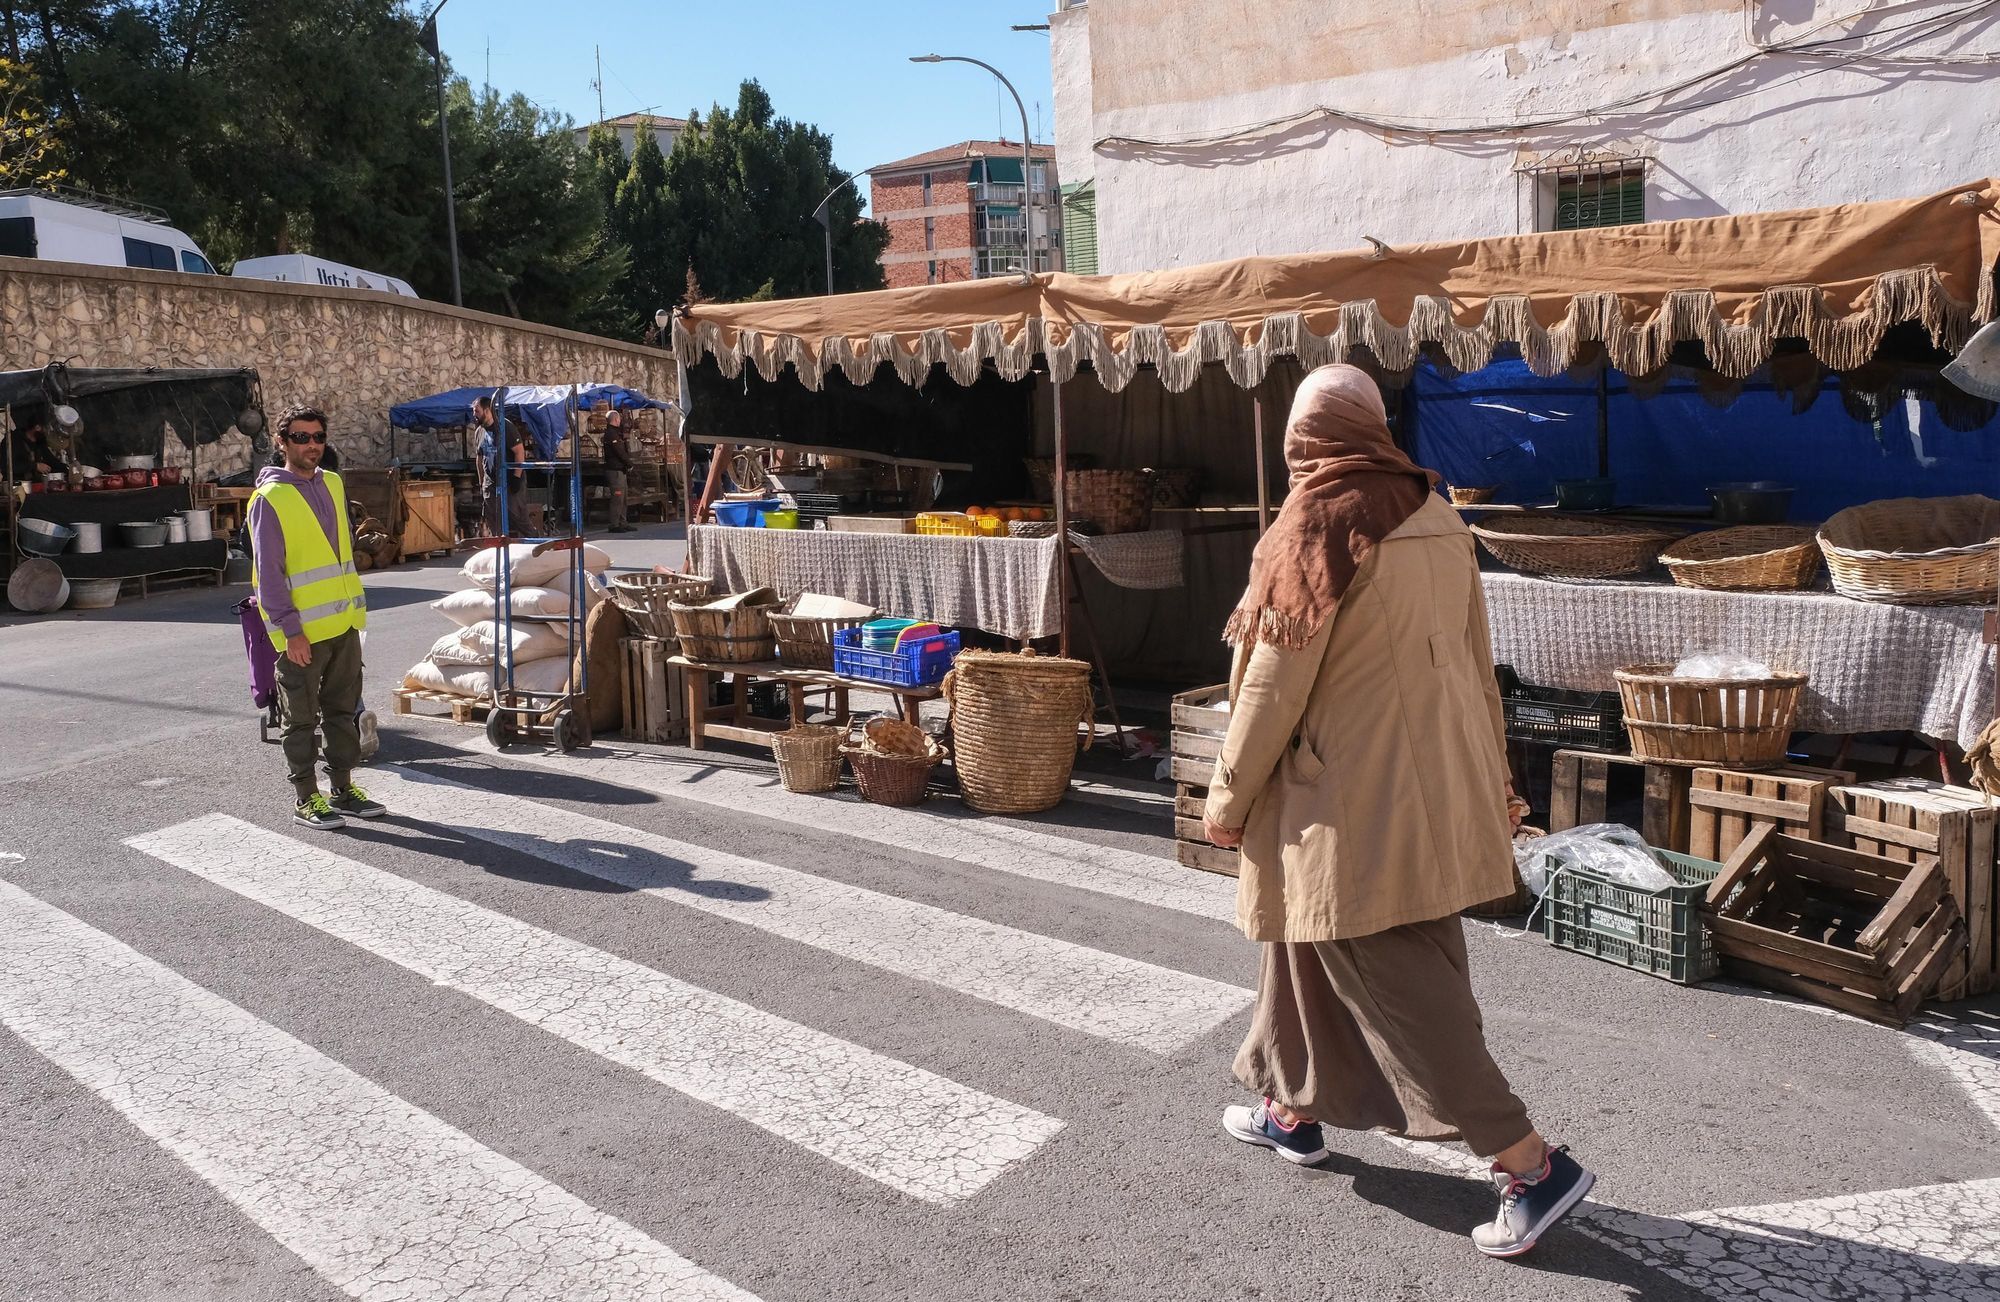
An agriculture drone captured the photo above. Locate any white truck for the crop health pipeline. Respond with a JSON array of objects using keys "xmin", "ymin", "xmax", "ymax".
[
  {"xmin": 0, "ymin": 187, "xmax": 217, "ymax": 275},
  {"xmin": 231, "ymin": 253, "xmax": 418, "ymax": 298}
]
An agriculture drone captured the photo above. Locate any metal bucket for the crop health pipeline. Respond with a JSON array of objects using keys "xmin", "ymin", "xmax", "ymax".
[
  {"xmin": 71, "ymin": 521, "xmax": 104, "ymax": 553},
  {"xmin": 181, "ymin": 507, "xmax": 214, "ymax": 542},
  {"xmin": 17, "ymin": 518, "xmax": 77, "ymax": 556},
  {"xmin": 7, "ymin": 559, "xmax": 69, "ymax": 613},
  {"xmin": 68, "ymin": 577, "xmax": 120, "ymax": 610}
]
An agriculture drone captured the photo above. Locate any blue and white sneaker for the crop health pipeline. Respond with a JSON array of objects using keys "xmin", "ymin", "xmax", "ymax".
[
  {"xmin": 1472, "ymin": 1146, "xmax": 1596, "ymax": 1258},
  {"xmin": 1222, "ymin": 1096, "xmax": 1331, "ymax": 1165}
]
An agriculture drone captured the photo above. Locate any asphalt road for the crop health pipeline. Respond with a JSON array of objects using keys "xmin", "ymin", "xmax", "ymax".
[{"xmin": 2, "ymin": 528, "xmax": 1997, "ymax": 1302}]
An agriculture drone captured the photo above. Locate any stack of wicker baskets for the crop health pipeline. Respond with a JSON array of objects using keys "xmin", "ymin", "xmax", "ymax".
[
  {"xmin": 1818, "ymin": 495, "xmax": 2000, "ymax": 605},
  {"xmin": 608, "ymin": 572, "xmax": 713, "ymax": 640},
  {"xmin": 1471, "ymin": 515, "xmax": 1683, "ymax": 579},
  {"xmin": 944, "ymin": 649, "xmax": 1094, "ymax": 813},
  {"xmin": 1612, "ymin": 664, "xmax": 1809, "ymax": 768},
  {"xmin": 771, "ymin": 724, "xmax": 843, "ymax": 793},
  {"xmin": 1659, "ymin": 526, "xmax": 1821, "ymax": 592},
  {"xmin": 843, "ymin": 720, "xmax": 947, "ymax": 806},
  {"xmin": 667, "ymin": 590, "xmax": 782, "ymax": 662},
  {"xmin": 1063, "ymin": 469, "xmax": 1155, "ymax": 535},
  {"xmin": 769, "ymin": 596, "xmax": 876, "ymax": 670}
]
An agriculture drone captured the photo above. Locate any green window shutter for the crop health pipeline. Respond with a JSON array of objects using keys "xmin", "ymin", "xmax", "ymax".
[
  {"xmin": 1555, "ymin": 174, "xmax": 1645, "ymax": 230},
  {"xmin": 1061, "ymin": 181, "xmax": 1098, "ymax": 274}
]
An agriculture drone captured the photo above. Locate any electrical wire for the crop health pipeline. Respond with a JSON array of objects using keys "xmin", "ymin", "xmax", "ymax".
[{"xmin": 1094, "ymin": 0, "xmax": 1999, "ymax": 151}]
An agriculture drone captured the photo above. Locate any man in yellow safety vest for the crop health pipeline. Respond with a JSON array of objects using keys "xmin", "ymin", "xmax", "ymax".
[{"xmin": 249, "ymin": 404, "xmax": 384, "ymax": 830}]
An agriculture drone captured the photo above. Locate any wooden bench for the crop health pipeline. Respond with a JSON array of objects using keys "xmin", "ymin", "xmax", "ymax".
[{"xmin": 667, "ymin": 655, "xmax": 942, "ymax": 753}]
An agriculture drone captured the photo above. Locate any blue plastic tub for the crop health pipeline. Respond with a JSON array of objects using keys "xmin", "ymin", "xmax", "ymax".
[
  {"xmin": 831, "ymin": 626, "xmax": 961, "ymax": 687},
  {"xmin": 713, "ymin": 499, "xmax": 780, "ymax": 527}
]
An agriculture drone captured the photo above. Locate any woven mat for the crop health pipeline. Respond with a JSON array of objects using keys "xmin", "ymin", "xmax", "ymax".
[
  {"xmin": 689, "ymin": 527, "xmax": 1184, "ymax": 641},
  {"xmin": 1481, "ymin": 571, "xmax": 1994, "ymax": 743}
]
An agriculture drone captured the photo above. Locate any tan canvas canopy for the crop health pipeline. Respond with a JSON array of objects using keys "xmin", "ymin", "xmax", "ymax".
[{"xmin": 676, "ymin": 178, "xmax": 2000, "ymax": 395}]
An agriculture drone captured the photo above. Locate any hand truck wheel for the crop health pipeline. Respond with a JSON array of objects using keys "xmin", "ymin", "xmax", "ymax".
[{"xmin": 486, "ymin": 708, "xmax": 517, "ymax": 749}]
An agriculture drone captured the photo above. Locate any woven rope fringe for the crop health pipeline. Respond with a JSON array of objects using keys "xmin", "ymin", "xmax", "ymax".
[
  {"xmin": 1222, "ymin": 605, "xmax": 1322, "ymax": 650},
  {"xmin": 674, "ymin": 265, "xmax": 1984, "ymax": 395}
]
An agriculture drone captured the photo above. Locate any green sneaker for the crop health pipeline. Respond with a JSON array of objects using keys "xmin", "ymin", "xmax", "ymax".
[
  {"xmin": 329, "ymin": 784, "xmax": 387, "ymax": 820},
  {"xmin": 294, "ymin": 793, "xmax": 347, "ymax": 831}
]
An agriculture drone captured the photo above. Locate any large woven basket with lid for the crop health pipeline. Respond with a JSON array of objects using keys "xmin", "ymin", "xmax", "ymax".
[{"xmin": 943, "ymin": 649, "xmax": 1094, "ymax": 814}]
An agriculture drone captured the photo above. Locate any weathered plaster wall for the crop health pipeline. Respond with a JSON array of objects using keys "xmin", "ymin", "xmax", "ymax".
[
  {"xmin": 1054, "ymin": 1, "xmax": 2000, "ymax": 272},
  {"xmin": 0, "ymin": 257, "xmax": 676, "ymax": 476}
]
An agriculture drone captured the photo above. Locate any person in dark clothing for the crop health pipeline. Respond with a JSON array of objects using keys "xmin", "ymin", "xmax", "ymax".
[
  {"xmin": 474, "ymin": 396, "xmax": 530, "ymax": 537},
  {"xmin": 603, "ymin": 407, "xmax": 635, "ymax": 533},
  {"xmin": 9, "ymin": 419, "xmax": 65, "ymax": 479}
]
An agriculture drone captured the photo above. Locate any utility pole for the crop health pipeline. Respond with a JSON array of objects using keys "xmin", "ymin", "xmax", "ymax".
[
  {"xmin": 594, "ymin": 46, "xmax": 605, "ymax": 125},
  {"xmin": 418, "ymin": 2, "xmax": 463, "ymax": 307}
]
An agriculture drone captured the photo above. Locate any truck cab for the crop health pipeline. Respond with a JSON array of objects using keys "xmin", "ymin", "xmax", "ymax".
[{"xmin": 0, "ymin": 187, "xmax": 216, "ymax": 275}]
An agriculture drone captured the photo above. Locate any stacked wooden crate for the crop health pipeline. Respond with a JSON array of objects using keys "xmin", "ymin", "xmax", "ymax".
[
  {"xmin": 1686, "ymin": 764, "xmax": 1854, "ymax": 861},
  {"xmin": 1170, "ymin": 685, "xmax": 1239, "ymax": 877},
  {"xmin": 1832, "ymin": 781, "xmax": 1997, "ymax": 1000}
]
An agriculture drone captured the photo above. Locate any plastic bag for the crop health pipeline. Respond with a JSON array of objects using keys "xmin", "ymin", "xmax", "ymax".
[
  {"xmin": 1515, "ymin": 823, "xmax": 1675, "ymax": 896},
  {"xmin": 1673, "ymin": 652, "xmax": 1773, "ymax": 680}
]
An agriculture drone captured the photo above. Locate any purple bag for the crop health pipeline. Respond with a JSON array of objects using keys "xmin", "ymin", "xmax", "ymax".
[{"xmin": 234, "ymin": 596, "xmax": 278, "ymax": 710}]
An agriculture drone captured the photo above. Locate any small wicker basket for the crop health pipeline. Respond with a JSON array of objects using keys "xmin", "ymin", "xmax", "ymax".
[
  {"xmin": 1659, "ymin": 526, "xmax": 1821, "ymax": 592},
  {"xmin": 1471, "ymin": 515, "xmax": 1683, "ymax": 580},
  {"xmin": 1818, "ymin": 495, "xmax": 2000, "ymax": 605},
  {"xmin": 844, "ymin": 733, "xmax": 947, "ymax": 806},
  {"xmin": 770, "ymin": 598, "xmax": 877, "ymax": 670},
  {"xmin": 1612, "ymin": 664, "xmax": 1808, "ymax": 768},
  {"xmin": 1064, "ymin": 469, "xmax": 1155, "ymax": 535},
  {"xmin": 608, "ymin": 572, "xmax": 714, "ymax": 640},
  {"xmin": 1025, "ymin": 454, "xmax": 1095, "ymax": 502},
  {"xmin": 1008, "ymin": 520, "xmax": 1060, "ymax": 539},
  {"xmin": 943, "ymin": 649, "xmax": 1094, "ymax": 814},
  {"xmin": 771, "ymin": 725, "xmax": 844, "ymax": 794},
  {"xmin": 667, "ymin": 594, "xmax": 782, "ymax": 663}
]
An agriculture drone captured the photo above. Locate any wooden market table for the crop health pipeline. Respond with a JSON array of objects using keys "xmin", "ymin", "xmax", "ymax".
[{"xmin": 668, "ymin": 654, "xmax": 942, "ymax": 752}]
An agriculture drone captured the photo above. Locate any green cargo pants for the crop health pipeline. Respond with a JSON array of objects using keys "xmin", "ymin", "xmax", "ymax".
[{"xmin": 275, "ymin": 628, "xmax": 364, "ymax": 800}]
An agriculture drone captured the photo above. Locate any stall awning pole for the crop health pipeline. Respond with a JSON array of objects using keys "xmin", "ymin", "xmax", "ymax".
[
  {"xmin": 1052, "ymin": 375, "xmax": 1072, "ymax": 658},
  {"xmin": 1254, "ymin": 396, "xmax": 1270, "ymax": 537}
]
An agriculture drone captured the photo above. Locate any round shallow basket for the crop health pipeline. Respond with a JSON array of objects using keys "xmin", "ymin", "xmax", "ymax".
[
  {"xmin": 770, "ymin": 600, "xmax": 876, "ymax": 671},
  {"xmin": 1008, "ymin": 520, "xmax": 1059, "ymax": 539},
  {"xmin": 1659, "ymin": 526, "xmax": 1821, "ymax": 592},
  {"xmin": 771, "ymin": 724, "xmax": 844, "ymax": 794},
  {"xmin": 609, "ymin": 571, "xmax": 714, "ymax": 640},
  {"xmin": 1817, "ymin": 495, "xmax": 2000, "ymax": 605},
  {"xmin": 943, "ymin": 650, "xmax": 1094, "ymax": 814},
  {"xmin": 1471, "ymin": 515, "xmax": 1683, "ymax": 580},
  {"xmin": 844, "ymin": 738, "xmax": 947, "ymax": 806},
  {"xmin": 1147, "ymin": 467, "xmax": 1205, "ymax": 509},
  {"xmin": 1063, "ymin": 469, "xmax": 1155, "ymax": 535},
  {"xmin": 1612, "ymin": 664, "xmax": 1808, "ymax": 768},
  {"xmin": 667, "ymin": 596, "xmax": 781, "ymax": 663},
  {"xmin": 1448, "ymin": 485, "xmax": 1500, "ymax": 507}
]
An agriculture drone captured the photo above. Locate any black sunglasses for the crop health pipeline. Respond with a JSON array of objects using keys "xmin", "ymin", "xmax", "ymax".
[{"xmin": 285, "ymin": 430, "xmax": 329, "ymax": 445}]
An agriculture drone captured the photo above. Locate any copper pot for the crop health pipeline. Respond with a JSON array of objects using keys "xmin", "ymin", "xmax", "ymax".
[
  {"xmin": 122, "ymin": 470, "xmax": 150, "ymax": 489},
  {"xmin": 158, "ymin": 467, "xmax": 184, "ymax": 486}
]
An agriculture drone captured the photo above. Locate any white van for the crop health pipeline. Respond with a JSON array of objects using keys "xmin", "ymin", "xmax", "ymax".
[
  {"xmin": 0, "ymin": 187, "xmax": 216, "ymax": 275},
  {"xmin": 232, "ymin": 253, "xmax": 418, "ymax": 299}
]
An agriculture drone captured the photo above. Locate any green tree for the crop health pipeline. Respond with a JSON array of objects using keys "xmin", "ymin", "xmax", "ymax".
[
  {"xmin": 607, "ymin": 116, "xmax": 679, "ymax": 334},
  {"xmin": 0, "ymin": 57, "xmax": 64, "ymax": 187}
]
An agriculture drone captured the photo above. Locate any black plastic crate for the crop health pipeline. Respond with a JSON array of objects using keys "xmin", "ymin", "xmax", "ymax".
[{"xmin": 1496, "ymin": 664, "xmax": 1625, "ymax": 752}]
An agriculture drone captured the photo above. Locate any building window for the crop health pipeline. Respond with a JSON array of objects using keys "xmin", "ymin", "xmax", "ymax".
[
  {"xmin": 927, "ymin": 260, "xmax": 938, "ymax": 284},
  {"xmin": 921, "ymin": 172, "xmax": 932, "ymax": 205},
  {"xmin": 1522, "ymin": 153, "xmax": 1647, "ymax": 232},
  {"xmin": 924, "ymin": 216, "xmax": 936, "ymax": 251}
]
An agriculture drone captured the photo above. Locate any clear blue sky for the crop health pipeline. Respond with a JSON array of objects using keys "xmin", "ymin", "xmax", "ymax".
[{"xmin": 434, "ymin": 0, "xmax": 1059, "ymax": 212}]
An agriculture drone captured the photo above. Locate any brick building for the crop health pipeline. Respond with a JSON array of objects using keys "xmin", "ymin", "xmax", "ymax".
[{"xmin": 870, "ymin": 140, "xmax": 1060, "ymax": 290}]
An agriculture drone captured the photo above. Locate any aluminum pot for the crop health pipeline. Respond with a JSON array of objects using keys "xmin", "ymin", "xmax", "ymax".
[
  {"xmin": 17, "ymin": 518, "xmax": 78, "ymax": 556},
  {"xmin": 1707, "ymin": 481, "xmax": 1794, "ymax": 525},
  {"xmin": 181, "ymin": 507, "xmax": 214, "ymax": 542},
  {"xmin": 67, "ymin": 577, "xmax": 120, "ymax": 610},
  {"xmin": 119, "ymin": 519, "xmax": 169, "ymax": 548},
  {"xmin": 163, "ymin": 515, "xmax": 188, "ymax": 544},
  {"xmin": 71, "ymin": 521, "xmax": 104, "ymax": 553}
]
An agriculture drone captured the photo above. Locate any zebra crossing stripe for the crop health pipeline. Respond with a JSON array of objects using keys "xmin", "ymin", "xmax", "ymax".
[
  {"xmin": 366, "ymin": 766, "xmax": 1253, "ymax": 1054},
  {"xmin": 0, "ymin": 877, "xmax": 762, "ymax": 1302},
  {"xmin": 127, "ymin": 815, "xmax": 1062, "ymax": 1205},
  {"xmin": 453, "ymin": 743, "xmax": 1240, "ymax": 922}
]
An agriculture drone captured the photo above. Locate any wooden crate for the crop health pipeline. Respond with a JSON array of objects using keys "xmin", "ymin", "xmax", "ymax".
[
  {"xmin": 1171, "ymin": 683, "xmax": 1239, "ymax": 878},
  {"xmin": 1834, "ymin": 781, "xmax": 1997, "ymax": 1001},
  {"xmin": 621, "ymin": 637, "xmax": 689, "ymax": 743},
  {"xmin": 1687, "ymin": 764, "xmax": 1855, "ymax": 862},
  {"xmin": 1548, "ymin": 750, "xmax": 1694, "ymax": 853},
  {"xmin": 400, "ymin": 479, "xmax": 455, "ymax": 558},
  {"xmin": 1703, "ymin": 826, "xmax": 1963, "ymax": 1026}
]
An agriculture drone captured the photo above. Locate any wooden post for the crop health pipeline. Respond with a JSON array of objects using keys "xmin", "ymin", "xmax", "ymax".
[
  {"xmin": 1052, "ymin": 376, "xmax": 1072, "ymax": 658},
  {"xmin": 1253, "ymin": 396, "xmax": 1270, "ymax": 537}
]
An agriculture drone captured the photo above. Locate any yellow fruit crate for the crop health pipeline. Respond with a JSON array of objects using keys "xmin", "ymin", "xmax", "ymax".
[{"xmin": 916, "ymin": 511, "xmax": 979, "ymax": 537}]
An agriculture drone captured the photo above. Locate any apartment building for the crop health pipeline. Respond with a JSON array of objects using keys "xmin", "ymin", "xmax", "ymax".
[{"xmin": 871, "ymin": 140, "xmax": 1062, "ymax": 289}]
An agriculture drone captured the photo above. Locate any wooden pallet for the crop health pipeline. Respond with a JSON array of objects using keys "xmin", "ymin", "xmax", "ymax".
[
  {"xmin": 392, "ymin": 686, "xmax": 489, "ymax": 725},
  {"xmin": 1834, "ymin": 781, "xmax": 1997, "ymax": 1001},
  {"xmin": 1687, "ymin": 764, "xmax": 1854, "ymax": 862},
  {"xmin": 1170, "ymin": 684, "xmax": 1240, "ymax": 878}
]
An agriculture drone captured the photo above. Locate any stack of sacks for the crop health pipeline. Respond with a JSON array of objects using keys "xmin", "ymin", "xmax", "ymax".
[{"xmin": 403, "ymin": 542, "xmax": 614, "ymax": 701}]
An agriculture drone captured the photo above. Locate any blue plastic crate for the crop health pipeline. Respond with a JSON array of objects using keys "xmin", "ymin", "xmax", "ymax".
[
  {"xmin": 712, "ymin": 498, "xmax": 780, "ymax": 527},
  {"xmin": 831, "ymin": 626, "xmax": 960, "ymax": 687}
]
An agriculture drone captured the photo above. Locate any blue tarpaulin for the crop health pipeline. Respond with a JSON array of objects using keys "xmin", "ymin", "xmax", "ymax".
[
  {"xmin": 1408, "ymin": 358, "xmax": 2000, "ymax": 521},
  {"xmin": 388, "ymin": 383, "xmax": 672, "ymax": 459}
]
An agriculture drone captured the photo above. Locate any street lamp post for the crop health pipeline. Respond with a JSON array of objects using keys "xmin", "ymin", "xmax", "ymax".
[
  {"xmin": 910, "ymin": 54, "xmax": 1037, "ymax": 276},
  {"xmin": 418, "ymin": 0, "xmax": 464, "ymax": 307},
  {"xmin": 809, "ymin": 175, "xmax": 854, "ymax": 297}
]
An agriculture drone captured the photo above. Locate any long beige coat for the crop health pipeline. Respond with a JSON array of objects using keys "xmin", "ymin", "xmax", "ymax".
[{"xmin": 1207, "ymin": 496, "xmax": 1515, "ymax": 942}]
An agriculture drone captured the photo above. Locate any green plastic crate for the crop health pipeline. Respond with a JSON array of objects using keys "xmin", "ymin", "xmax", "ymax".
[{"xmin": 1541, "ymin": 849, "xmax": 1723, "ymax": 984}]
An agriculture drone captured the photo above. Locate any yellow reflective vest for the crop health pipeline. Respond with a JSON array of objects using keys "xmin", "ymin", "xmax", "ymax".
[{"xmin": 250, "ymin": 470, "xmax": 367, "ymax": 651}]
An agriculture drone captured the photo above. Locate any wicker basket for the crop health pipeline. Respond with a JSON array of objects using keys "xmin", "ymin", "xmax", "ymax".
[
  {"xmin": 608, "ymin": 572, "xmax": 714, "ymax": 640},
  {"xmin": 1448, "ymin": 485, "xmax": 1500, "ymax": 506},
  {"xmin": 1008, "ymin": 520, "xmax": 1060, "ymax": 539},
  {"xmin": 1612, "ymin": 664, "xmax": 1808, "ymax": 768},
  {"xmin": 771, "ymin": 725, "xmax": 844, "ymax": 794},
  {"xmin": 943, "ymin": 650, "xmax": 1094, "ymax": 814},
  {"xmin": 1818, "ymin": 495, "xmax": 2000, "ymax": 605},
  {"xmin": 1471, "ymin": 515, "xmax": 1683, "ymax": 579},
  {"xmin": 1025, "ymin": 455, "xmax": 1094, "ymax": 502},
  {"xmin": 667, "ymin": 594, "xmax": 782, "ymax": 663},
  {"xmin": 1148, "ymin": 467, "xmax": 1205, "ymax": 509},
  {"xmin": 1064, "ymin": 469, "xmax": 1155, "ymax": 535},
  {"xmin": 770, "ymin": 598, "xmax": 877, "ymax": 670},
  {"xmin": 844, "ymin": 735, "xmax": 947, "ymax": 806},
  {"xmin": 1659, "ymin": 526, "xmax": 1821, "ymax": 592}
]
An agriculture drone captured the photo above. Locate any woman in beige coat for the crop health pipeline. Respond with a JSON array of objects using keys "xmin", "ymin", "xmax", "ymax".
[{"xmin": 1205, "ymin": 364, "xmax": 1595, "ymax": 1259}]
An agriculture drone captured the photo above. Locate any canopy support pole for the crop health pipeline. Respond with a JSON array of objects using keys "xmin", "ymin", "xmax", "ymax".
[
  {"xmin": 1596, "ymin": 366, "xmax": 1611, "ymax": 479},
  {"xmin": 1253, "ymin": 396, "xmax": 1270, "ymax": 537},
  {"xmin": 1052, "ymin": 375, "xmax": 1071, "ymax": 658}
]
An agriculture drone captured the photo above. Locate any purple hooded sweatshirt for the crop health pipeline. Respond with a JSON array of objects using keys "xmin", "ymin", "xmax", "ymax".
[{"xmin": 249, "ymin": 464, "xmax": 344, "ymax": 640}]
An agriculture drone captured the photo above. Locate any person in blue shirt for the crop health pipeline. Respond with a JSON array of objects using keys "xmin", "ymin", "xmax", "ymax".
[{"xmin": 473, "ymin": 396, "xmax": 529, "ymax": 537}]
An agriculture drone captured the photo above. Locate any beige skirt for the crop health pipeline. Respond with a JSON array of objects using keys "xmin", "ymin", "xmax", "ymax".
[{"xmin": 1232, "ymin": 915, "xmax": 1534, "ymax": 1159}]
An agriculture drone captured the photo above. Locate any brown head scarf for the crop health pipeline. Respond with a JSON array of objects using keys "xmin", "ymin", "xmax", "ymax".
[{"xmin": 1223, "ymin": 364, "xmax": 1438, "ymax": 649}]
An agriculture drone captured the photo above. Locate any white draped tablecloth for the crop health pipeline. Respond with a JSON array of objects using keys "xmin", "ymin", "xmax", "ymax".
[
  {"xmin": 1480, "ymin": 572, "xmax": 1995, "ymax": 743},
  {"xmin": 688, "ymin": 526, "xmax": 1184, "ymax": 642}
]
